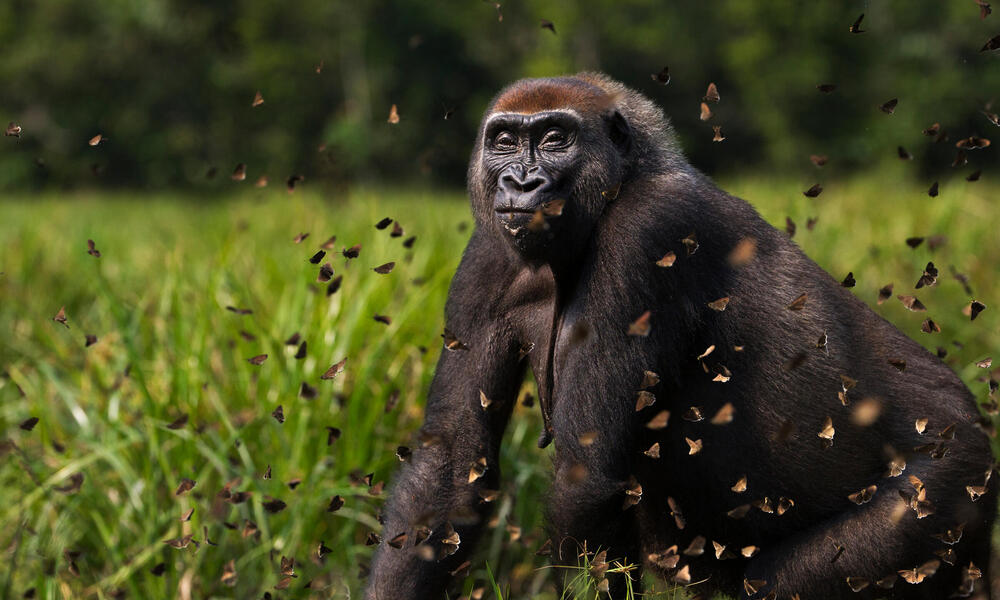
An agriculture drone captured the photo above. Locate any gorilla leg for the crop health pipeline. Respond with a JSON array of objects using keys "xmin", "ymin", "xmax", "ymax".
[{"xmin": 743, "ymin": 456, "xmax": 995, "ymax": 599}]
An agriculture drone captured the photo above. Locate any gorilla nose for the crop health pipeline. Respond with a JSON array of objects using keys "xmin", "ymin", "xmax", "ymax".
[
  {"xmin": 501, "ymin": 172, "xmax": 546, "ymax": 194},
  {"xmin": 497, "ymin": 166, "xmax": 551, "ymax": 211}
]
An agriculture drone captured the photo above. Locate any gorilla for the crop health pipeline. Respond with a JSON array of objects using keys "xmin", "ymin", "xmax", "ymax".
[{"xmin": 365, "ymin": 73, "xmax": 996, "ymax": 599}]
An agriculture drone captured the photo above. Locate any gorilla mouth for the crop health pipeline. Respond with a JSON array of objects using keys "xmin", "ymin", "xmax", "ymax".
[
  {"xmin": 495, "ymin": 204, "xmax": 563, "ymax": 236},
  {"xmin": 496, "ymin": 209, "xmax": 538, "ymax": 235},
  {"xmin": 495, "ymin": 207, "xmax": 537, "ymax": 215},
  {"xmin": 496, "ymin": 198, "xmax": 566, "ymax": 219}
]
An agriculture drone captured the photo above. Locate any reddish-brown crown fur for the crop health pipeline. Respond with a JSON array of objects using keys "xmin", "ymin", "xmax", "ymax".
[{"xmin": 492, "ymin": 76, "xmax": 617, "ymax": 114}]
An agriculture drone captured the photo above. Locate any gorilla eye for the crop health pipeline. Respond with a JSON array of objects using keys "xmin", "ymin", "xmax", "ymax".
[
  {"xmin": 492, "ymin": 131, "xmax": 518, "ymax": 151},
  {"xmin": 540, "ymin": 128, "xmax": 570, "ymax": 149}
]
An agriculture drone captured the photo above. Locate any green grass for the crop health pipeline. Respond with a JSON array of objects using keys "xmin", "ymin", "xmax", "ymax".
[{"xmin": 0, "ymin": 174, "xmax": 997, "ymax": 599}]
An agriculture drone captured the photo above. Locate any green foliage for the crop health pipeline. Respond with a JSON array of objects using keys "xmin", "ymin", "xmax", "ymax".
[{"xmin": 0, "ymin": 1, "xmax": 997, "ymax": 189}]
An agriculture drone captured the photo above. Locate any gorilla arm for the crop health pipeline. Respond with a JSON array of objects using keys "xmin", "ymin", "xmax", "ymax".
[{"xmin": 365, "ymin": 233, "xmax": 526, "ymax": 600}]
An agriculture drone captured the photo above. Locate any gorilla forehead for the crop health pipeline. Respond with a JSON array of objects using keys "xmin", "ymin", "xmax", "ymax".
[{"xmin": 492, "ymin": 76, "xmax": 617, "ymax": 115}]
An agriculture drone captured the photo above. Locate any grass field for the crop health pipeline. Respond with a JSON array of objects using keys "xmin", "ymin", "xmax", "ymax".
[{"xmin": 1, "ymin": 174, "xmax": 998, "ymax": 599}]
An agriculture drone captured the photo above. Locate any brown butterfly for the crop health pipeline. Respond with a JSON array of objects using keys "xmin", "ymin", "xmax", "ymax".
[
  {"xmin": 897, "ymin": 295, "xmax": 927, "ymax": 311},
  {"xmin": 166, "ymin": 414, "xmax": 189, "ymax": 429},
  {"xmin": 921, "ymin": 319, "xmax": 941, "ymax": 334},
  {"xmin": 879, "ymin": 98, "xmax": 898, "ymax": 114},
  {"xmin": 443, "ymin": 328, "xmax": 469, "ymax": 351},
  {"xmin": 915, "ymin": 262, "xmax": 938, "ymax": 289},
  {"xmin": 817, "ymin": 416, "xmax": 835, "ymax": 447},
  {"xmin": 898, "ymin": 559, "xmax": 940, "ymax": 584},
  {"xmin": 681, "ymin": 232, "xmax": 699, "ymax": 255},
  {"xmin": 635, "ymin": 391, "xmax": 656, "ymax": 411},
  {"xmin": 286, "ymin": 174, "xmax": 304, "ymax": 192},
  {"xmin": 708, "ymin": 297, "xmax": 730, "ymax": 311},
  {"xmin": 231, "ymin": 163, "xmax": 246, "ymax": 181},
  {"xmin": 175, "ymin": 478, "xmax": 196, "ymax": 495},
  {"xmin": 317, "ymin": 263, "xmax": 334, "ymax": 282},
  {"xmin": 628, "ymin": 310, "xmax": 652, "ymax": 336},
  {"xmin": 888, "ymin": 358, "xmax": 907, "ymax": 372},
  {"xmin": 787, "ymin": 293, "xmax": 808, "ymax": 311},
  {"xmin": 703, "ymin": 82, "xmax": 720, "ymax": 103},
  {"xmin": 321, "ymin": 358, "xmax": 347, "ymax": 379},
  {"xmin": 387, "ymin": 104, "xmax": 400, "ymax": 124},
  {"xmin": 956, "ymin": 136, "xmax": 990, "ymax": 149},
  {"xmin": 975, "ymin": 0, "xmax": 992, "ymax": 20},
  {"xmin": 849, "ymin": 13, "xmax": 866, "ymax": 33},
  {"xmin": 651, "ymin": 67, "xmax": 670, "ymax": 85},
  {"xmin": 699, "ymin": 102, "xmax": 712, "ymax": 121},
  {"xmin": 969, "ymin": 300, "xmax": 986, "ymax": 320},
  {"xmin": 847, "ymin": 484, "xmax": 877, "ymax": 505},
  {"xmin": 656, "ymin": 251, "xmax": 676, "ymax": 267}
]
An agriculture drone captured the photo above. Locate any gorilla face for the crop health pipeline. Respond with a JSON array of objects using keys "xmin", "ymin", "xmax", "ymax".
[
  {"xmin": 481, "ymin": 109, "xmax": 584, "ymax": 257},
  {"xmin": 478, "ymin": 104, "xmax": 631, "ymax": 260}
]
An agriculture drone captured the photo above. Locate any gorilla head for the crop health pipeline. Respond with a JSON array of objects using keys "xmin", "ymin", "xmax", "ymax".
[{"xmin": 468, "ymin": 76, "xmax": 639, "ymax": 259}]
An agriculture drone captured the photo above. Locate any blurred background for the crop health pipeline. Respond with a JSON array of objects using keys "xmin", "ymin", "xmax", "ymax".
[
  {"xmin": 2, "ymin": 2, "xmax": 1000, "ymax": 599},
  {"xmin": 1, "ymin": 0, "xmax": 998, "ymax": 191}
]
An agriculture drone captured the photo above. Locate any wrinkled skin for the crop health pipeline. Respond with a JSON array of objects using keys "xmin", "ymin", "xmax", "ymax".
[{"xmin": 365, "ymin": 74, "xmax": 996, "ymax": 600}]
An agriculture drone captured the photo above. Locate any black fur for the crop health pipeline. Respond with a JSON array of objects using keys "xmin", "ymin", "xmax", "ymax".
[{"xmin": 365, "ymin": 74, "xmax": 996, "ymax": 600}]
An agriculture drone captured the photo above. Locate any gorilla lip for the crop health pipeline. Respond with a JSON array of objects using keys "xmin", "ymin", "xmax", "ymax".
[{"xmin": 496, "ymin": 207, "xmax": 555, "ymax": 234}]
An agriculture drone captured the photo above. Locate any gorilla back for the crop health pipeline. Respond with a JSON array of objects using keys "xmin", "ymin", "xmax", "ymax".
[{"xmin": 365, "ymin": 73, "xmax": 996, "ymax": 600}]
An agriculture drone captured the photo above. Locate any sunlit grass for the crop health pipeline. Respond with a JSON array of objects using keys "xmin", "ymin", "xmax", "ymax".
[{"xmin": 0, "ymin": 175, "xmax": 997, "ymax": 599}]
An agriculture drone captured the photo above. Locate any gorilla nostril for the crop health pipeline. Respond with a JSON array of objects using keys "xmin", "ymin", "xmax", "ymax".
[
  {"xmin": 499, "ymin": 173, "xmax": 519, "ymax": 190},
  {"xmin": 520, "ymin": 177, "xmax": 545, "ymax": 193}
]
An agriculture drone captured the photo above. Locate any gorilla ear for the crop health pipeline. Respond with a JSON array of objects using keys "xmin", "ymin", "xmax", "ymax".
[{"xmin": 606, "ymin": 109, "xmax": 632, "ymax": 156}]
